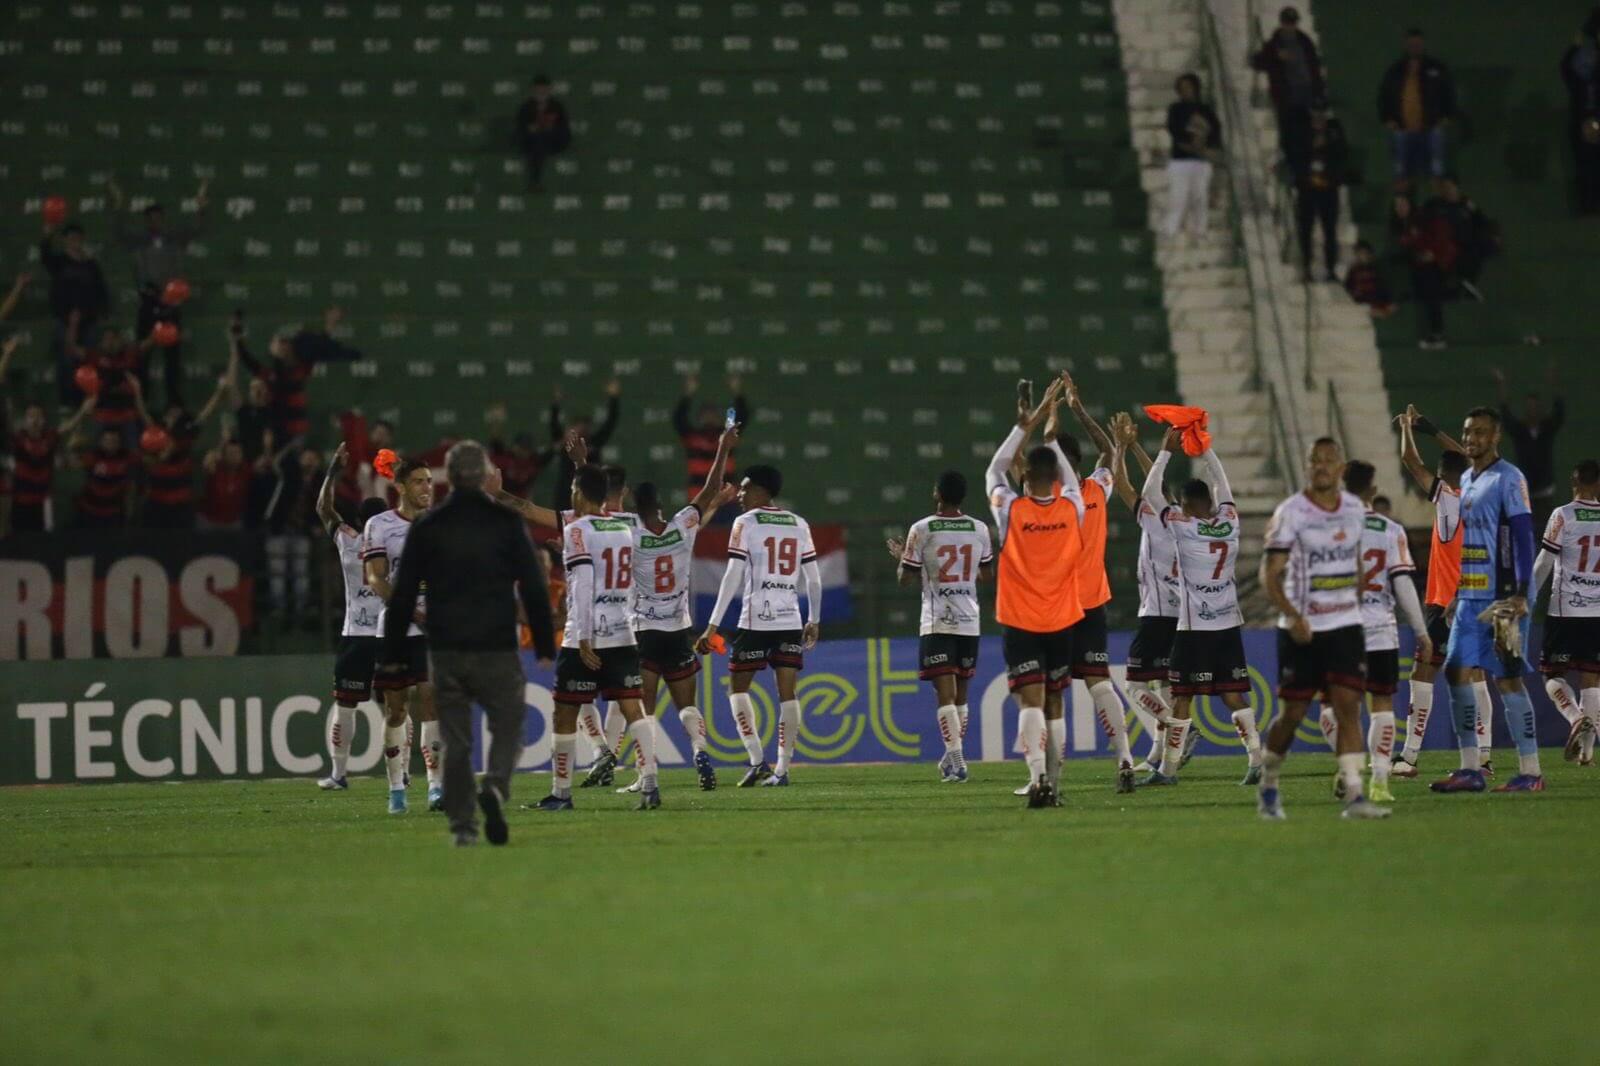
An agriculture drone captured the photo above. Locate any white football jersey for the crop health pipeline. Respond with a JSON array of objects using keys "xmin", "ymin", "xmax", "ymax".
[
  {"xmin": 1135, "ymin": 498, "xmax": 1182, "ymax": 619},
  {"xmin": 727, "ymin": 507, "xmax": 818, "ymax": 631},
  {"xmin": 1357, "ymin": 511, "xmax": 1417, "ymax": 651},
  {"xmin": 335, "ymin": 525, "xmax": 381, "ymax": 637},
  {"xmin": 899, "ymin": 513, "xmax": 994, "ymax": 636},
  {"xmin": 1264, "ymin": 491, "xmax": 1366, "ymax": 633},
  {"xmin": 562, "ymin": 513, "xmax": 639, "ymax": 649},
  {"xmin": 1542, "ymin": 500, "xmax": 1600, "ymax": 617},
  {"xmin": 362, "ymin": 509, "xmax": 423, "ymax": 637},
  {"xmin": 631, "ymin": 505, "xmax": 702, "ymax": 632},
  {"xmin": 1164, "ymin": 502, "xmax": 1243, "ymax": 632}
]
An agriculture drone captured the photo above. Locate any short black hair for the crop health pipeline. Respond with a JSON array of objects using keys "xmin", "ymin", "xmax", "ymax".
[
  {"xmin": 633, "ymin": 480, "xmax": 661, "ymax": 517},
  {"xmin": 360, "ymin": 497, "xmax": 388, "ymax": 524},
  {"xmin": 63, "ymin": 223, "xmax": 84, "ymax": 237},
  {"xmin": 573, "ymin": 463, "xmax": 608, "ymax": 505},
  {"xmin": 1280, "ymin": 6, "xmax": 1300, "ymax": 23},
  {"xmin": 1373, "ymin": 494, "xmax": 1393, "ymax": 510},
  {"xmin": 1175, "ymin": 72, "xmax": 1202, "ymax": 95},
  {"xmin": 604, "ymin": 464, "xmax": 627, "ymax": 493},
  {"xmin": 1181, "ymin": 478, "xmax": 1213, "ymax": 506},
  {"xmin": 743, "ymin": 464, "xmax": 782, "ymax": 498},
  {"xmin": 1055, "ymin": 433, "xmax": 1082, "ymax": 468},
  {"xmin": 1342, "ymin": 459, "xmax": 1377, "ymax": 496},
  {"xmin": 1312, "ymin": 435, "xmax": 1341, "ymax": 451},
  {"xmin": 1465, "ymin": 406, "xmax": 1500, "ymax": 426},
  {"xmin": 936, "ymin": 470, "xmax": 968, "ymax": 507},
  {"xmin": 1439, "ymin": 451, "xmax": 1469, "ymax": 478},
  {"xmin": 1575, "ymin": 459, "xmax": 1600, "ymax": 486},
  {"xmin": 533, "ymin": 72, "xmax": 552, "ymax": 86},
  {"xmin": 143, "ymin": 203, "xmax": 164, "ymax": 216},
  {"xmin": 395, "ymin": 457, "xmax": 428, "ymax": 482},
  {"xmin": 1025, "ymin": 445, "xmax": 1059, "ymax": 484}
]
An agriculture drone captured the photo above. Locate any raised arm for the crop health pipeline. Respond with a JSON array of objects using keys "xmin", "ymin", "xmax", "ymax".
[
  {"xmin": 1107, "ymin": 412, "xmax": 1140, "ymax": 512},
  {"xmin": 0, "ymin": 273, "xmax": 27, "ymax": 323},
  {"xmin": 689, "ymin": 424, "xmax": 739, "ymax": 514},
  {"xmin": 59, "ymin": 393, "xmax": 98, "ymax": 435},
  {"xmin": 1142, "ymin": 428, "xmax": 1179, "ymax": 517},
  {"xmin": 1200, "ymin": 446, "xmax": 1233, "ymax": 505},
  {"xmin": 317, "ymin": 442, "xmax": 348, "ymax": 536},
  {"xmin": 1061, "ymin": 369, "xmax": 1115, "ymax": 467},
  {"xmin": 1396, "ymin": 408, "xmax": 1433, "ymax": 492}
]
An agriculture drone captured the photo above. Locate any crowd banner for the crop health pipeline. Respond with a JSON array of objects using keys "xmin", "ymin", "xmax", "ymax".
[
  {"xmin": 0, "ymin": 531, "xmax": 260, "ymax": 661},
  {"xmin": 0, "ymin": 634, "xmax": 1568, "ymax": 786}
]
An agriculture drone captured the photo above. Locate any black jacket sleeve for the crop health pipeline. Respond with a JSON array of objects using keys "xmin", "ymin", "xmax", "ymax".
[
  {"xmin": 88, "ymin": 261, "xmax": 111, "ymax": 319},
  {"xmin": 672, "ymin": 394, "xmax": 693, "ymax": 439},
  {"xmin": 510, "ymin": 518, "xmax": 557, "ymax": 658},
  {"xmin": 1378, "ymin": 61, "xmax": 1402, "ymax": 124},
  {"xmin": 732, "ymin": 391, "xmax": 749, "ymax": 428},
  {"xmin": 590, "ymin": 395, "xmax": 620, "ymax": 451},
  {"xmin": 383, "ymin": 524, "xmax": 426, "ymax": 658}
]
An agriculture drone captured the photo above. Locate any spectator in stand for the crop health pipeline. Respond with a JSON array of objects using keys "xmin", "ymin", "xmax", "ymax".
[
  {"xmin": 1493, "ymin": 365, "xmax": 1565, "ymax": 525},
  {"xmin": 233, "ymin": 306, "xmax": 361, "ymax": 446},
  {"xmin": 65, "ymin": 315, "xmax": 155, "ymax": 445},
  {"xmin": 129, "ymin": 372, "xmax": 230, "ymax": 530},
  {"xmin": 2, "ymin": 371, "xmax": 97, "ymax": 535},
  {"xmin": 39, "ymin": 220, "xmax": 111, "ymax": 406},
  {"xmin": 675, "ymin": 373, "xmax": 747, "ymax": 487},
  {"xmin": 1561, "ymin": 10, "xmax": 1600, "ymax": 214},
  {"xmin": 1291, "ymin": 100, "xmax": 1349, "ymax": 282},
  {"xmin": 107, "ymin": 178, "xmax": 209, "ymax": 409},
  {"xmin": 1343, "ymin": 239, "xmax": 1397, "ymax": 318},
  {"xmin": 198, "ymin": 438, "xmax": 252, "ymax": 531},
  {"xmin": 1164, "ymin": 73, "xmax": 1222, "ymax": 240},
  {"xmin": 548, "ymin": 379, "xmax": 620, "ymax": 512},
  {"xmin": 262, "ymin": 447, "xmax": 326, "ymax": 623},
  {"xmin": 1250, "ymin": 6, "xmax": 1324, "ymax": 174},
  {"xmin": 515, "ymin": 74, "xmax": 572, "ymax": 192},
  {"xmin": 75, "ymin": 424, "xmax": 135, "ymax": 528},
  {"xmin": 1379, "ymin": 28, "xmax": 1457, "ymax": 183},
  {"xmin": 486, "ymin": 402, "xmax": 553, "ymax": 500},
  {"xmin": 1389, "ymin": 191, "xmax": 1453, "ymax": 350},
  {"xmin": 1421, "ymin": 174, "xmax": 1499, "ymax": 301}
]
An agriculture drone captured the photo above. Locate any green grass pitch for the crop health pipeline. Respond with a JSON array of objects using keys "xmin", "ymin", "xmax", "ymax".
[{"xmin": 3, "ymin": 753, "xmax": 1595, "ymax": 1063}]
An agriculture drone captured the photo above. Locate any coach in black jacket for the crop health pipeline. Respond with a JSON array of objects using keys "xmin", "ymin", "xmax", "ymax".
[{"xmin": 383, "ymin": 439, "xmax": 557, "ymax": 847}]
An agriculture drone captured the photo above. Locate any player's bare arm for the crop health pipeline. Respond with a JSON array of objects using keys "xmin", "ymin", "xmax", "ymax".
[
  {"xmin": 365, "ymin": 555, "xmax": 394, "ymax": 603},
  {"xmin": 1259, "ymin": 551, "xmax": 1312, "ymax": 644},
  {"xmin": 689, "ymin": 424, "xmax": 740, "ymax": 514},
  {"xmin": 1108, "ymin": 412, "xmax": 1141, "ymax": 512},
  {"xmin": 316, "ymin": 442, "xmax": 348, "ymax": 536},
  {"xmin": 1060, "ymin": 369, "xmax": 1116, "ymax": 468}
]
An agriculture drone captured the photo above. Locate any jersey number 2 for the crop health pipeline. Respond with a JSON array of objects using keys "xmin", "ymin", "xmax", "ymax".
[{"xmin": 1363, "ymin": 549, "xmax": 1386, "ymax": 593}]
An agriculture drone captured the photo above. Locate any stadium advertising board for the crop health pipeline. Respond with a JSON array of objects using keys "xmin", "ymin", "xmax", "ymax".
[
  {"xmin": 0, "ymin": 531, "xmax": 259, "ymax": 661},
  {"xmin": 0, "ymin": 634, "xmax": 1567, "ymax": 786}
]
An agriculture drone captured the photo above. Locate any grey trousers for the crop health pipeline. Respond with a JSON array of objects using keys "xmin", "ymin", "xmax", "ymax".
[{"xmin": 430, "ymin": 650, "xmax": 529, "ymax": 836}]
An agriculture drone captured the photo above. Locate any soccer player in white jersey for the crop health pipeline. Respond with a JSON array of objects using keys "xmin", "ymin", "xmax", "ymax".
[
  {"xmin": 363, "ymin": 456, "xmax": 441, "ymax": 815},
  {"xmin": 314, "ymin": 444, "xmax": 389, "ymax": 791},
  {"xmin": 1108, "ymin": 413, "xmax": 1183, "ymax": 772},
  {"xmin": 531, "ymin": 464, "xmax": 662, "ymax": 811},
  {"xmin": 696, "ymin": 464, "xmax": 823, "ymax": 787},
  {"xmin": 1138, "ymin": 425, "xmax": 1263, "ymax": 786},
  {"xmin": 887, "ymin": 470, "xmax": 995, "ymax": 783},
  {"xmin": 624, "ymin": 425, "xmax": 740, "ymax": 792},
  {"xmin": 1533, "ymin": 459, "xmax": 1600, "ymax": 764},
  {"xmin": 1258, "ymin": 437, "xmax": 1391, "ymax": 820},
  {"xmin": 1338, "ymin": 460, "xmax": 1432, "ymax": 803}
]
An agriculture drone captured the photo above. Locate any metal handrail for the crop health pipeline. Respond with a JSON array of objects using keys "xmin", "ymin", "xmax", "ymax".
[
  {"xmin": 1197, "ymin": 0, "xmax": 1307, "ymax": 477},
  {"xmin": 1325, "ymin": 377, "xmax": 1351, "ymax": 452}
]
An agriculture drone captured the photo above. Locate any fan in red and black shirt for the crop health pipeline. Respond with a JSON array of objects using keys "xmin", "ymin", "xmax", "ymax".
[
  {"xmin": 233, "ymin": 307, "xmax": 362, "ymax": 445},
  {"xmin": 130, "ymin": 374, "xmax": 230, "ymax": 529},
  {"xmin": 8, "ymin": 395, "xmax": 98, "ymax": 533},
  {"xmin": 66, "ymin": 317, "xmax": 156, "ymax": 440},
  {"xmin": 75, "ymin": 425, "xmax": 135, "ymax": 528},
  {"xmin": 674, "ymin": 374, "xmax": 747, "ymax": 521},
  {"xmin": 199, "ymin": 438, "xmax": 252, "ymax": 530}
]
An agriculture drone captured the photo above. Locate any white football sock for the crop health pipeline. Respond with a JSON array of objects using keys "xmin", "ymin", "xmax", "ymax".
[
  {"xmin": 678, "ymin": 705, "xmax": 707, "ymax": 756},
  {"xmin": 1473, "ymin": 681, "xmax": 1493, "ymax": 755},
  {"xmin": 419, "ymin": 720, "xmax": 443, "ymax": 789},
  {"xmin": 936, "ymin": 705, "xmax": 964, "ymax": 755},
  {"xmin": 729, "ymin": 692, "xmax": 765, "ymax": 765},
  {"xmin": 1261, "ymin": 748, "xmax": 1285, "ymax": 789},
  {"xmin": 957, "ymin": 703, "xmax": 970, "ymax": 738},
  {"xmin": 1090, "ymin": 680, "xmax": 1131, "ymax": 764},
  {"xmin": 628, "ymin": 717, "xmax": 659, "ymax": 791},
  {"xmin": 1337, "ymin": 752, "xmax": 1365, "ymax": 801},
  {"xmin": 1547, "ymin": 678, "xmax": 1580, "ymax": 725},
  {"xmin": 603, "ymin": 704, "xmax": 626, "ymax": 758},
  {"xmin": 1402, "ymin": 680, "xmax": 1432, "ymax": 759},
  {"xmin": 551, "ymin": 731, "xmax": 577, "ymax": 798},
  {"xmin": 1367, "ymin": 711, "xmax": 1395, "ymax": 786},
  {"xmin": 1318, "ymin": 707, "xmax": 1338, "ymax": 750},
  {"xmin": 1018, "ymin": 706, "xmax": 1047, "ymax": 780},
  {"xmin": 383, "ymin": 722, "xmax": 407, "ymax": 789},
  {"xmin": 1520, "ymin": 750, "xmax": 1543, "ymax": 777},
  {"xmin": 774, "ymin": 699, "xmax": 800, "ymax": 775},
  {"xmin": 577, "ymin": 702, "xmax": 608, "ymax": 754},
  {"xmin": 1582, "ymin": 687, "xmax": 1600, "ymax": 730},
  {"xmin": 1230, "ymin": 706, "xmax": 1263, "ymax": 767},
  {"xmin": 329, "ymin": 705, "xmax": 356, "ymax": 779},
  {"xmin": 1046, "ymin": 716, "xmax": 1067, "ymax": 790},
  {"xmin": 1160, "ymin": 716, "xmax": 1190, "ymax": 777},
  {"xmin": 1126, "ymin": 680, "xmax": 1168, "ymax": 760}
]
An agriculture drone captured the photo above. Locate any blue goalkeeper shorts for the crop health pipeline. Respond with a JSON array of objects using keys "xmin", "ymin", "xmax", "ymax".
[{"xmin": 1444, "ymin": 604, "xmax": 1531, "ymax": 679}]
